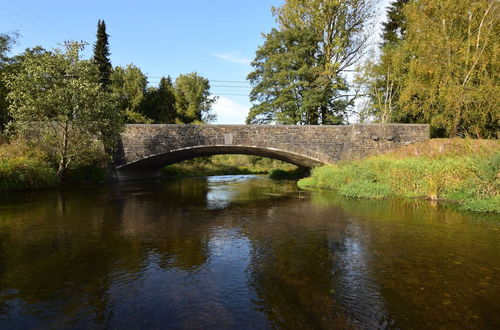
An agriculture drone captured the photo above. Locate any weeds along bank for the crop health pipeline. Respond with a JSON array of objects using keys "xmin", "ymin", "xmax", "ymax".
[
  {"xmin": 0, "ymin": 141, "xmax": 108, "ymax": 193},
  {"xmin": 0, "ymin": 142, "xmax": 57, "ymax": 192},
  {"xmin": 298, "ymin": 139, "xmax": 500, "ymax": 213},
  {"xmin": 0, "ymin": 142, "xmax": 302, "ymax": 192}
]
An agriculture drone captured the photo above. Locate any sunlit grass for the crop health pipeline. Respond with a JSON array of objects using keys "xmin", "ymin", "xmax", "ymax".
[{"xmin": 298, "ymin": 139, "xmax": 500, "ymax": 213}]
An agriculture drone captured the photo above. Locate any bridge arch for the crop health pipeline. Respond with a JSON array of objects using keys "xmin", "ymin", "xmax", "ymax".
[{"xmin": 114, "ymin": 145, "xmax": 324, "ymax": 181}]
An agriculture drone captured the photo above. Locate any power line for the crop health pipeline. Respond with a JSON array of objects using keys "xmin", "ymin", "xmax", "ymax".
[
  {"xmin": 213, "ymin": 93, "xmax": 248, "ymax": 96},
  {"xmin": 4, "ymin": 0, "xmax": 76, "ymax": 40},
  {"xmin": 0, "ymin": 12, "xmax": 59, "ymax": 44},
  {"xmin": 0, "ymin": 5, "xmax": 68, "ymax": 43},
  {"xmin": 211, "ymin": 85, "xmax": 250, "ymax": 88},
  {"xmin": 147, "ymin": 76, "xmax": 249, "ymax": 84}
]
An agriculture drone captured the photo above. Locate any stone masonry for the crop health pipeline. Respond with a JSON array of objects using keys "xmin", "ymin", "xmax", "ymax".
[{"xmin": 112, "ymin": 124, "xmax": 430, "ymax": 181}]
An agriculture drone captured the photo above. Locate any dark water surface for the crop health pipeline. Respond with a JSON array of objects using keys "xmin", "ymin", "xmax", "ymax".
[{"xmin": 0, "ymin": 175, "xmax": 498, "ymax": 329}]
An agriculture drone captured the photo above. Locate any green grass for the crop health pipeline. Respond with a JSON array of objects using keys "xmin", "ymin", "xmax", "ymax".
[{"xmin": 298, "ymin": 139, "xmax": 500, "ymax": 213}]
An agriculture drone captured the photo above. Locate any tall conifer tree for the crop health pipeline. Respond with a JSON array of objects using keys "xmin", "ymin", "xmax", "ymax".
[
  {"xmin": 381, "ymin": 0, "xmax": 411, "ymax": 46},
  {"xmin": 93, "ymin": 20, "xmax": 112, "ymax": 90}
]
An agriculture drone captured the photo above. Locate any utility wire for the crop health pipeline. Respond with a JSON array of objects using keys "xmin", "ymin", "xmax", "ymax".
[
  {"xmin": 0, "ymin": 5, "xmax": 68, "ymax": 42},
  {"xmin": 213, "ymin": 93, "xmax": 249, "ymax": 96},
  {"xmin": 147, "ymin": 76, "xmax": 249, "ymax": 84},
  {"xmin": 4, "ymin": 0, "xmax": 76, "ymax": 40},
  {"xmin": 0, "ymin": 12, "xmax": 59, "ymax": 44}
]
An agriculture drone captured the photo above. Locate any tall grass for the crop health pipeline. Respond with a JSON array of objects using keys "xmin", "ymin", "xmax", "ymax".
[
  {"xmin": 0, "ymin": 141, "xmax": 57, "ymax": 192},
  {"xmin": 298, "ymin": 139, "xmax": 500, "ymax": 213}
]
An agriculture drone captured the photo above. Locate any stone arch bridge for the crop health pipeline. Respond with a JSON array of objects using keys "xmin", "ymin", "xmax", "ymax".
[{"xmin": 112, "ymin": 124, "xmax": 429, "ymax": 181}]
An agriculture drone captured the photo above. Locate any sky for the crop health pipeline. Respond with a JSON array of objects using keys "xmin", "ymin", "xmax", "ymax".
[{"xmin": 1, "ymin": 0, "xmax": 390, "ymax": 124}]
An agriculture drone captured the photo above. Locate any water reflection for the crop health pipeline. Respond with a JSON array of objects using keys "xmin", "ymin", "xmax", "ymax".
[{"xmin": 0, "ymin": 176, "xmax": 498, "ymax": 329}]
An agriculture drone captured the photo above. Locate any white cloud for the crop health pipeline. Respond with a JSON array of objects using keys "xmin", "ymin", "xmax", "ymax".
[
  {"xmin": 213, "ymin": 52, "xmax": 251, "ymax": 65},
  {"xmin": 213, "ymin": 97, "xmax": 250, "ymax": 124}
]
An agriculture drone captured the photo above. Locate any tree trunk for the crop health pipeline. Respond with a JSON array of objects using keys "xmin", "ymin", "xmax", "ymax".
[{"xmin": 58, "ymin": 123, "xmax": 70, "ymax": 183}]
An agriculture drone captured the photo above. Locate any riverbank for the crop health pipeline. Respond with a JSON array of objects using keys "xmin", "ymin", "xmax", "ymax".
[
  {"xmin": 298, "ymin": 139, "xmax": 500, "ymax": 213},
  {"xmin": 0, "ymin": 141, "xmax": 108, "ymax": 193},
  {"xmin": 161, "ymin": 155, "xmax": 299, "ymax": 178}
]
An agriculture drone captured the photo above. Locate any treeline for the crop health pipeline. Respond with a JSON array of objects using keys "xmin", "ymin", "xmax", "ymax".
[
  {"xmin": 248, "ymin": 0, "xmax": 499, "ymax": 138},
  {"xmin": 0, "ymin": 20, "xmax": 217, "ymax": 186},
  {"xmin": 0, "ymin": 22, "xmax": 217, "ymax": 131}
]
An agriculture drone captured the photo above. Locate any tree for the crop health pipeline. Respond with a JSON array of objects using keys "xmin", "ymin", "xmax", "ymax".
[
  {"xmin": 5, "ymin": 42, "xmax": 123, "ymax": 179},
  {"xmin": 248, "ymin": 28, "xmax": 349, "ymax": 124},
  {"xmin": 174, "ymin": 73, "xmax": 217, "ymax": 124},
  {"xmin": 398, "ymin": 0, "xmax": 499, "ymax": 137},
  {"xmin": 381, "ymin": 0, "xmax": 411, "ymax": 46},
  {"xmin": 140, "ymin": 76, "xmax": 177, "ymax": 123},
  {"xmin": 93, "ymin": 20, "xmax": 112, "ymax": 90},
  {"xmin": 0, "ymin": 32, "xmax": 18, "ymax": 130},
  {"xmin": 110, "ymin": 64, "xmax": 151, "ymax": 123},
  {"xmin": 248, "ymin": 0, "xmax": 376, "ymax": 125}
]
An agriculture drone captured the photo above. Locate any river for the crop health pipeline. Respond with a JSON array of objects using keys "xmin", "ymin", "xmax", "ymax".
[{"xmin": 0, "ymin": 175, "xmax": 498, "ymax": 329}]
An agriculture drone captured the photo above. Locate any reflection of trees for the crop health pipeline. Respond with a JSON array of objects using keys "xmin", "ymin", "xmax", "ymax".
[{"xmin": 0, "ymin": 180, "xmax": 214, "ymax": 327}]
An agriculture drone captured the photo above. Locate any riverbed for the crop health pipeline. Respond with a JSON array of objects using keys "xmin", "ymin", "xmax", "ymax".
[{"xmin": 0, "ymin": 175, "xmax": 498, "ymax": 329}]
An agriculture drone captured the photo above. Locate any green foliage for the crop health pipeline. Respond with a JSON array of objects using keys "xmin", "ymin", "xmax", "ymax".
[
  {"xmin": 247, "ymin": 0, "xmax": 376, "ymax": 125},
  {"xmin": 140, "ymin": 76, "xmax": 177, "ymax": 123},
  {"xmin": 381, "ymin": 0, "xmax": 411, "ymax": 46},
  {"xmin": 174, "ymin": 73, "xmax": 217, "ymax": 124},
  {"xmin": 0, "ymin": 32, "xmax": 18, "ymax": 129},
  {"xmin": 162, "ymin": 155, "xmax": 297, "ymax": 178},
  {"xmin": 5, "ymin": 42, "xmax": 123, "ymax": 179},
  {"xmin": 359, "ymin": 0, "xmax": 499, "ymax": 138},
  {"xmin": 399, "ymin": 0, "xmax": 499, "ymax": 138},
  {"xmin": 0, "ymin": 141, "xmax": 57, "ymax": 192},
  {"xmin": 110, "ymin": 64, "xmax": 148, "ymax": 123},
  {"xmin": 111, "ymin": 68, "xmax": 216, "ymax": 124},
  {"xmin": 298, "ymin": 139, "xmax": 500, "ymax": 213},
  {"xmin": 93, "ymin": 20, "xmax": 112, "ymax": 90}
]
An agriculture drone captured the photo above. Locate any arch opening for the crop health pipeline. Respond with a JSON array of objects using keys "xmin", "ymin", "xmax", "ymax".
[{"xmin": 114, "ymin": 145, "xmax": 325, "ymax": 181}]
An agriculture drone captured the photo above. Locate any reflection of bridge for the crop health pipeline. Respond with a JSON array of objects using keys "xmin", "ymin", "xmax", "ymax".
[{"xmin": 112, "ymin": 124, "xmax": 429, "ymax": 181}]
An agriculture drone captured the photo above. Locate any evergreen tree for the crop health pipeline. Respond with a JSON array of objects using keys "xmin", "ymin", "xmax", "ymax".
[
  {"xmin": 141, "ymin": 76, "xmax": 177, "ymax": 123},
  {"xmin": 93, "ymin": 20, "xmax": 112, "ymax": 90},
  {"xmin": 381, "ymin": 0, "xmax": 411, "ymax": 46}
]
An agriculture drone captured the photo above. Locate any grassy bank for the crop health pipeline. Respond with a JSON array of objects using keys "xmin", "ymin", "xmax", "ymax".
[
  {"xmin": 162, "ymin": 155, "xmax": 298, "ymax": 178},
  {"xmin": 298, "ymin": 139, "xmax": 500, "ymax": 213},
  {"xmin": 0, "ymin": 140, "xmax": 109, "ymax": 193},
  {"xmin": 0, "ymin": 142, "xmax": 58, "ymax": 192}
]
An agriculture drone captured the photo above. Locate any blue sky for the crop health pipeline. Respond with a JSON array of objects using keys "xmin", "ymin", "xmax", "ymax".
[{"xmin": 1, "ymin": 0, "xmax": 390, "ymax": 124}]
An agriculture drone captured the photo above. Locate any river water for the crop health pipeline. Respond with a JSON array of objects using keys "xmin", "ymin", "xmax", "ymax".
[{"xmin": 0, "ymin": 175, "xmax": 498, "ymax": 329}]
